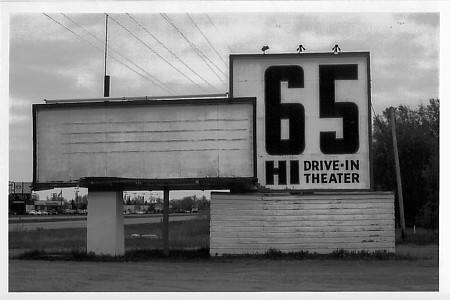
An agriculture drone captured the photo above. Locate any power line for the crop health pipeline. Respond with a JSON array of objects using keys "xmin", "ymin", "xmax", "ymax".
[
  {"xmin": 43, "ymin": 13, "xmax": 173, "ymax": 94},
  {"xmin": 371, "ymin": 103, "xmax": 378, "ymax": 118},
  {"xmin": 60, "ymin": 13, "xmax": 174, "ymax": 94},
  {"xmin": 109, "ymin": 14, "xmax": 216, "ymax": 92},
  {"xmin": 43, "ymin": 13, "xmax": 103, "ymax": 53},
  {"xmin": 125, "ymin": 13, "xmax": 214, "ymax": 92},
  {"xmin": 205, "ymin": 13, "xmax": 232, "ymax": 53},
  {"xmin": 160, "ymin": 13, "xmax": 227, "ymax": 86},
  {"xmin": 169, "ymin": 13, "xmax": 228, "ymax": 80},
  {"xmin": 186, "ymin": 13, "xmax": 228, "ymax": 69},
  {"xmin": 371, "ymin": 102, "xmax": 387, "ymax": 133}
]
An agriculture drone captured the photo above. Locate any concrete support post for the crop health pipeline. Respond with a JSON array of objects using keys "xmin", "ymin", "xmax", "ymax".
[{"xmin": 87, "ymin": 191, "xmax": 124, "ymax": 256}]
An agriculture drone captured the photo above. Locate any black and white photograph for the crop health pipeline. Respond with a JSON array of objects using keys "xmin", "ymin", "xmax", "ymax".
[{"xmin": 2, "ymin": 0, "xmax": 447, "ymax": 297}]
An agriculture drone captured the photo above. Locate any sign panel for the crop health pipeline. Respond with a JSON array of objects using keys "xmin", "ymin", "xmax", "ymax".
[
  {"xmin": 33, "ymin": 98, "xmax": 255, "ymax": 187},
  {"xmin": 9, "ymin": 182, "xmax": 32, "ymax": 194},
  {"xmin": 34, "ymin": 200, "xmax": 61, "ymax": 206},
  {"xmin": 9, "ymin": 193, "xmax": 29, "ymax": 214},
  {"xmin": 231, "ymin": 52, "xmax": 371, "ymax": 190}
]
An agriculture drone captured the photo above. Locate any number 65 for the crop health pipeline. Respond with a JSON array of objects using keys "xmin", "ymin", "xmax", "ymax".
[{"xmin": 264, "ymin": 64, "xmax": 359, "ymax": 155}]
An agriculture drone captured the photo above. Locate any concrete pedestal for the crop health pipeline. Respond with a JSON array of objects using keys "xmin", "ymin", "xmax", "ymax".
[{"xmin": 87, "ymin": 191, "xmax": 124, "ymax": 256}]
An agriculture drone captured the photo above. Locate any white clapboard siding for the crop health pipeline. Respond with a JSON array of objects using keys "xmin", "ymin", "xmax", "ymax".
[{"xmin": 210, "ymin": 192, "xmax": 395, "ymax": 255}]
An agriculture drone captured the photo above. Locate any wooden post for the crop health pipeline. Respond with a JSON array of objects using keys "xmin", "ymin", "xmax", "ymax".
[
  {"xmin": 390, "ymin": 108, "xmax": 406, "ymax": 238},
  {"xmin": 163, "ymin": 188, "xmax": 169, "ymax": 256}
]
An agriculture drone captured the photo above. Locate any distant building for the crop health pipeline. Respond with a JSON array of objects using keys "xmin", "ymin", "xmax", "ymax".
[{"xmin": 8, "ymin": 181, "xmax": 32, "ymax": 215}]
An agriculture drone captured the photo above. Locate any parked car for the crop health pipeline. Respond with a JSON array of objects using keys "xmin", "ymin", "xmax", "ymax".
[
  {"xmin": 27, "ymin": 210, "xmax": 37, "ymax": 215},
  {"xmin": 64, "ymin": 209, "xmax": 77, "ymax": 215}
]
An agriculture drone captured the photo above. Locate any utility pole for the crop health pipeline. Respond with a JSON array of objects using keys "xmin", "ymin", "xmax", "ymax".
[{"xmin": 390, "ymin": 107, "xmax": 406, "ymax": 238}]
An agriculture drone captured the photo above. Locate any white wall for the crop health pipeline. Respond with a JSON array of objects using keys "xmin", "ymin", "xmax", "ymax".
[{"xmin": 210, "ymin": 192, "xmax": 395, "ymax": 255}]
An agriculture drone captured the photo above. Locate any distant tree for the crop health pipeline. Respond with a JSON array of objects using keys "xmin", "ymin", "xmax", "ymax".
[
  {"xmin": 147, "ymin": 202, "xmax": 155, "ymax": 213},
  {"xmin": 197, "ymin": 195, "xmax": 210, "ymax": 211},
  {"xmin": 181, "ymin": 196, "xmax": 195, "ymax": 212},
  {"xmin": 170, "ymin": 199, "xmax": 181, "ymax": 212},
  {"xmin": 372, "ymin": 99, "xmax": 439, "ymax": 229},
  {"xmin": 78, "ymin": 195, "xmax": 88, "ymax": 210}
]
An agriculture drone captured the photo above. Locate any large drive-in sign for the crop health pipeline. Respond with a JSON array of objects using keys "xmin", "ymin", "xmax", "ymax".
[
  {"xmin": 33, "ymin": 98, "xmax": 256, "ymax": 189},
  {"xmin": 33, "ymin": 52, "xmax": 370, "ymax": 191},
  {"xmin": 230, "ymin": 52, "xmax": 371, "ymax": 190}
]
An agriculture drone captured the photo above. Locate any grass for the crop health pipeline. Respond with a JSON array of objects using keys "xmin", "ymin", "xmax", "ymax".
[
  {"xmin": 9, "ymin": 214, "xmax": 438, "ymax": 261},
  {"xmin": 125, "ymin": 216, "xmax": 209, "ymax": 250},
  {"xmin": 9, "ymin": 214, "xmax": 210, "ymax": 253},
  {"xmin": 395, "ymin": 227, "xmax": 439, "ymax": 245},
  {"xmin": 9, "ymin": 227, "xmax": 87, "ymax": 253},
  {"xmin": 14, "ymin": 248, "xmax": 211, "ymax": 262},
  {"xmin": 14, "ymin": 247, "xmax": 423, "ymax": 262}
]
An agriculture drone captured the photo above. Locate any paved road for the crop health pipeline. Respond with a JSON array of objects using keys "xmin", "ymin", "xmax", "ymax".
[{"xmin": 9, "ymin": 214, "xmax": 197, "ymax": 231}]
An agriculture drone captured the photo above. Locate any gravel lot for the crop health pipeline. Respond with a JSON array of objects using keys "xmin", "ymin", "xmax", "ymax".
[{"xmin": 9, "ymin": 254, "xmax": 438, "ymax": 292}]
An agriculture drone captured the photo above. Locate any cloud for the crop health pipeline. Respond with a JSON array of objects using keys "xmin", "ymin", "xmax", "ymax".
[
  {"xmin": 9, "ymin": 97, "xmax": 31, "ymax": 110},
  {"xmin": 10, "ymin": 13, "xmax": 106, "ymax": 44},
  {"xmin": 9, "ymin": 114, "xmax": 29, "ymax": 125},
  {"xmin": 54, "ymin": 59, "xmax": 103, "ymax": 90},
  {"xmin": 9, "ymin": 97, "xmax": 33, "ymax": 126}
]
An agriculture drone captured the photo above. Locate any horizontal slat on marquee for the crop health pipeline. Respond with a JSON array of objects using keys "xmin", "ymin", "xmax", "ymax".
[
  {"xmin": 212, "ymin": 202, "xmax": 394, "ymax": 210},
  {"xmin": 211, "ymin": 208, "xmax": 393, "ymax": 216},
  {"xmin": 211, "ymin": 225, "xmax": 394, "ymax": 233},
  {"xmin": 211, "ymin": 219, "xmax": 395, "ymax": 228},
  {"xmin": 210, "ymin": 245, "xmax": 394, "ymax": 255},
  {"xmin": 210, "ymin": 192, "xmax": 395, "ymax": 256},
  {"xmin": 211, "ymin": 230, "xmax": 394, "ymax": 239}
]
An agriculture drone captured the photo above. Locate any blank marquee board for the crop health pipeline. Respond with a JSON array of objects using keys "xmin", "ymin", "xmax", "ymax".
[
  {"xmin": 33, "ymin": 98, "xmax": 256, "ymax": 189},
  {"xmin": 230, "ymin": 52, "xmax": 371, "ymax": 190}
]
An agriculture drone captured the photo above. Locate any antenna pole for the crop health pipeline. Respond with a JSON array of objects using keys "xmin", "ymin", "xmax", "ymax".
[
  {"xmin": 104, "ymin": 13, "xmax": 108, "ymax": 76},
  {"xmin": 104, "ymin": 14, "xmax": 110, "ymax": 97}
]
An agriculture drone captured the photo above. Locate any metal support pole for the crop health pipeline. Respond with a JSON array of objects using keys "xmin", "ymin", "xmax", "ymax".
[
  {"xmin": 163, "ymin": 188, "xmax": 169, "ymax": 256},
  {"xmin": 104, "ymin": 14, "xmax": 110, "ymax": 97},
  {"xmin": 390, "ymin": 107, "xmax": 406, "ymax": 239}
]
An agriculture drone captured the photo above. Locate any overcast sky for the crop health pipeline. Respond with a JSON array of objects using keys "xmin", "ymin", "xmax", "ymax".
[{"xmin": 3, "ymin": 2, "xmax": 442, "ymax": 194}]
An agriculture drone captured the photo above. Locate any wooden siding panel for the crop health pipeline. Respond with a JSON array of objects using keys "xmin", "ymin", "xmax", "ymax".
[{"xmin": 210, "ymin": 192, "xmax": 395, "ymax": 255}]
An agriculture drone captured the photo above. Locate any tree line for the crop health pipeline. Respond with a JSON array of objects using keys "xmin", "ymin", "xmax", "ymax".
[
  {"xmin": 372, "ymin": 98, "xmax": 439, "ymax": 229},
  {"xmin": 123, "ymin": 194, "xmax": 210, "ymax": 213}
]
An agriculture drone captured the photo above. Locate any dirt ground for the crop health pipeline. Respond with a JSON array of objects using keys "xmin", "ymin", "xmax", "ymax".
[{"xmin": 8, "ymin": 253, "xmax": 438, "ymax": 292}]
